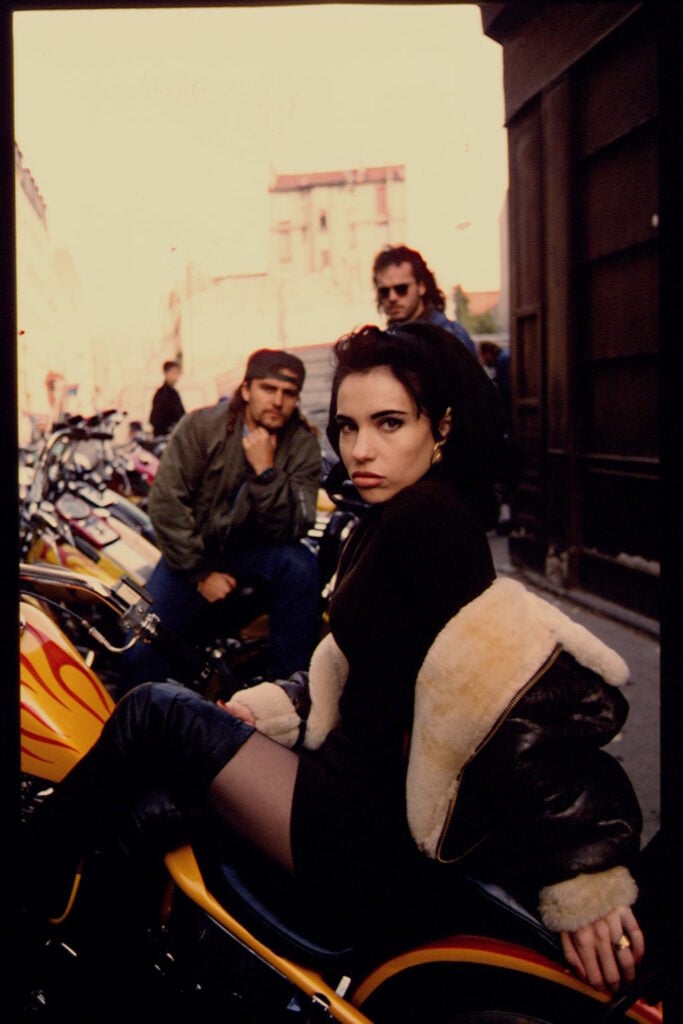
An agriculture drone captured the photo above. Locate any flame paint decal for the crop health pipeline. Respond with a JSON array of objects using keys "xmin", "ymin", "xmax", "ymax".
[
  {"xmin": 20, "ymin": 601, "xmax": 115, "ymax": 782},
  {"xmin": 27, "ymin": 537, "xmax": 118, "ymax": 583}
]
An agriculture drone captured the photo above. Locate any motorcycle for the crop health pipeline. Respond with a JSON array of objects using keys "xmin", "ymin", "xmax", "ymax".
[
  {"xmin": 20, "ymin": 414, "xmax": 161, "ymax": 586},
  {"xmin": 82, "ymin": 410, "xmax": 161, "ymax": 506},
  {"xmin": 31, "ymin": 412, "xmax": 158, "ymax": 539},
  {"xmin": 127, "ymin": 417, "xmax": 170, "ymax": 461},
  {"xmin": 18, "ymin": 563, "xmax": 662, "ymax": 1024}
]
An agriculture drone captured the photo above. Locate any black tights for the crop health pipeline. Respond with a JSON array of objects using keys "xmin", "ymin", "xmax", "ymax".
[{"xmin": 208, "ymin": 730, "xmax": 298, "ymax": 872}]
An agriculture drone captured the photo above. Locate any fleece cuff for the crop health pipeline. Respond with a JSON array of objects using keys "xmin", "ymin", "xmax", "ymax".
[
  {"xmin": 538, "ymin": 865, "xmax": 638, "ymax": 933},
  {"xmin": 228, "ymin": 682, "xmax": 301, "ymax": 749}
]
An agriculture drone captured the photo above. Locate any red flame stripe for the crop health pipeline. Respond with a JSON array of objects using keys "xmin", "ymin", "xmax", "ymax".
[
  {"xmin": 20, "ymin": 724, "xmax": 77, "ymax": 751},
  {"xmin": 21, "ymin": 653, "xmax": 70, "ymax": 709},
  {"xmin": 21, "ymin": 623, "xmax": 110, "ymax": 724},
  {"xmin": 21, "ymin": 743, "xmax": 52, "ymax": 764},
  {"xmin": 21, "ymin": 699, "xmax": 65, "ymax": 731}
]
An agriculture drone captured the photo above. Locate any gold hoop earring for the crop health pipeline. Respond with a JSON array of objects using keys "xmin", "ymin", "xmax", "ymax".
[{"xmin": 431, "ymin": 438, "xmax": 445, "ymax": 465}]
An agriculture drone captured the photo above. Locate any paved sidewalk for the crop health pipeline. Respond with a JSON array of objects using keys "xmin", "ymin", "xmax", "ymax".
[{"xmin": 489, "ymin": 534, "xmax": 661, "ymax": 843}]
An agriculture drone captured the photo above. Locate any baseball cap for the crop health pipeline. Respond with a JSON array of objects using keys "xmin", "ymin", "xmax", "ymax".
[{"xmin": 244, "ymin": 349, "xmax": 306, "ymax": 389}]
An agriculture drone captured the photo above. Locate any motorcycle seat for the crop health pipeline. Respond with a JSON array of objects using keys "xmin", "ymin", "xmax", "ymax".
[
  {"xmin": 460, "ymin": 876, "xmax": 562, "ymax": 956},
  {"xmin": 193, "ymin": 824, "xmax": 563, "ymax": 971},
  {"xmin": 193, "ymin": 827, "xmax": 357, "ymax": 969}
]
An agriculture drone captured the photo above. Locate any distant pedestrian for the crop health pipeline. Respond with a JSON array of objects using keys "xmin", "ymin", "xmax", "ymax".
[
  {"xmin": 478, "ymin": 341, "xmax": 511, "ymax": 420},
  {"xmin": 478, "ymin": 341, "xmax": 515, "ymax": 535},
  {"xmin": 149, "ymin": 360, "xmax": 186, "ymax": 436},
  {"xmin": 372, "ymin": 244, "xmax": 477, "ymax": 357}
]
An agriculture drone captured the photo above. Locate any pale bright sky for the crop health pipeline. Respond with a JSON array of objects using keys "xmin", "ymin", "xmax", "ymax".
[{"xmin": 12, "ymin": 4, "xmax": 507, "ymax": 336}]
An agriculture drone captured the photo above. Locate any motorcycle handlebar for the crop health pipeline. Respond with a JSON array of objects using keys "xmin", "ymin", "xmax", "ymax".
[
  {"xmin": 19, "ymin": 563, "xmax": 152, "ymax": 618},
  {"xmin": 19, "ymin": 562, "xmax": 238, "ymax": 698}
]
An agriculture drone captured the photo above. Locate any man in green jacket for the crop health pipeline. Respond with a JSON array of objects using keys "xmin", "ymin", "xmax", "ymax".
[{"xmin": 121, "ymin": 348, "xmax": 321, "ymax": 692}]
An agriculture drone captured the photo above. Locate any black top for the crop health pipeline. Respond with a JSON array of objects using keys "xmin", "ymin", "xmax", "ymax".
[
  {"xmin": 149, "ymin": 382, "xmax": 185, "ymax": 435},
  {"xmin": 330, "ymin": 473, "xmax": 494, "ymax": 761},
  {"xmin": 290, "ymin": 472, "xmax": 495, "ymax": 944}
]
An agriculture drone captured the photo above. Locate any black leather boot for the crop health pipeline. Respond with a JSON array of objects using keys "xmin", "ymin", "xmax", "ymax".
[
  {"xmin": 21, "ymin": 681, "xmax": 255, "ymax": 923},
  {"xmin": 21, "ymin": 744, "xmax": 116, "ymax": 924}
]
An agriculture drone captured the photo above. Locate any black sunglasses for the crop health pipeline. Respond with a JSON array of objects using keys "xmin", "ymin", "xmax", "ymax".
[{"xmin": 377, "ymin": 283, "xmax": 410, "ymax": 299}]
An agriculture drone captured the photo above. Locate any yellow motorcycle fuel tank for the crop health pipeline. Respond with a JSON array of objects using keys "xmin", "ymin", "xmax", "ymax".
[{"xmin": 20, "ymin": 599, "xmax": 115, "ymax": 782}]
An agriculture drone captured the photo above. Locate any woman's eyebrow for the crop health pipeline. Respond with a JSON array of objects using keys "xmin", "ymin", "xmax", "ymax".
[
  {"xmin": 370, "ymin": 408, "xmax": 409, "ymax": 420},
  {"xmin": 335, "ymin": 407, "xmax": 409, "ymax": 422}
]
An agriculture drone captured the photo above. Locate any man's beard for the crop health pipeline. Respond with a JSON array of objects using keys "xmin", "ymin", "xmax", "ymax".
[{"xmin": 255, "ymin": 414, "xmax": 284, "ymax": 435}]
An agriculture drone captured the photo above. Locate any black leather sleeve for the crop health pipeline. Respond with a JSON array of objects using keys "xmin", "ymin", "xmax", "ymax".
[{"xmin": 449, "ymin": 652, "xmax": 643, "ymax": 885}]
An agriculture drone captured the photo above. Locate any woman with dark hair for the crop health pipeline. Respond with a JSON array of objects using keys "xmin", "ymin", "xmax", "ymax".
[{"xmin": 24, "ymin": 323, "xmax": 645, "ymax": 994}]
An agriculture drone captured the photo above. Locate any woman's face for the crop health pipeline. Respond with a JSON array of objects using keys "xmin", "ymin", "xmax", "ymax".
[{"xmin": 335, "ymin": 366, "xmax": 448, "ymax": 504}]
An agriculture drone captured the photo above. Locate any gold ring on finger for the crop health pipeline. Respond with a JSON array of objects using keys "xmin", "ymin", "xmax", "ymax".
[{"xmin": 614, "ymin": 934, "xmax": 631, "ymax": 952}]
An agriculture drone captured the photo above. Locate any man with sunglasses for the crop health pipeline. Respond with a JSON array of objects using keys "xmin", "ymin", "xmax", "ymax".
[{"xmin": 372, "ymin": 244, "xmax": 477, "ymax": 357}]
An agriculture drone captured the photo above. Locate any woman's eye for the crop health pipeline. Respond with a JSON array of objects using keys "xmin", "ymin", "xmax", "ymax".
[
  {"xmin": 337, "ymin": 421, "xmax": 355, "ymax": 435},
  {"xmin": 379, "ymin": 417, "xmax": 403, "ymax": 431}
]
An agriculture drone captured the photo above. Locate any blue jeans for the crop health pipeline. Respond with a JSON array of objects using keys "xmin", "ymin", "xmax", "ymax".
[{"xmin": 120, "ymin": 542, "xmax": 320, "ymax": 693}]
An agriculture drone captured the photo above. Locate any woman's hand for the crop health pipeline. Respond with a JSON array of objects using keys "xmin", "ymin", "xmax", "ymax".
[
  {"xmin": 197, "ymin": 571, "xmax": 237, "ymax": 603},
  {"xmin": 561, "ymin": 905, "xmax": 645, "ymax": 992},
  {"xmin": 217, "ymin": 699, "xmax": 256, "ymax": 727}
]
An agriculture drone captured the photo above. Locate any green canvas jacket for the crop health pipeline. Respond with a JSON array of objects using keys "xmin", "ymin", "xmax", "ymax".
[{"xmin": 148, "ymin": 402, "xmax": 321, "ymax": 581}]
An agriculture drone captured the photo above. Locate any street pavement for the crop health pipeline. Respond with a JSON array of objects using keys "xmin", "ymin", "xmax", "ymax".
[{"xmin": 488, "ymin": 533, "xmax": 661, "ymax": 844}]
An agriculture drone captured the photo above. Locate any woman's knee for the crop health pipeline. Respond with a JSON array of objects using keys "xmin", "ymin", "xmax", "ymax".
[
  {"xmin": 117, "ymin": 680, "xmax": 184, "ymax": 710},
  {"xmin": 104, "ymin": 682, "xmax": 254, "ymax": 789},
  {"xmin": 106, "ymin": 681, "xmax": 191, "ymax": 747}
]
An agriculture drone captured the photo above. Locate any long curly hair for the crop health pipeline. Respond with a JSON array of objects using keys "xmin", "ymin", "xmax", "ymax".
[
  {"xmin": 326, "ymin": 323, "xmax": 518, "ymax": 528},
  {"xmin": 372, "ymin": 245, "xmax": 447, "ymax": 313}
]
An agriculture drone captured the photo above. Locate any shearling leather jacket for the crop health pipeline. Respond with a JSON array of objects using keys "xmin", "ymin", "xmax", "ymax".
[{"xmin": 230, "ymin": 577, "xmax": 642, "ymax": 934}]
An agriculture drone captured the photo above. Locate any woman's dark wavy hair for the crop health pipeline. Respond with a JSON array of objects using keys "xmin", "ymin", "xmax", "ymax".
[
  {"xmin": 372, "ymin": 245, "xmax": 447, "ymax": 313},
  {"xmin": 326, "ymin": 323, "xmax": 519, "ymax": 529}
]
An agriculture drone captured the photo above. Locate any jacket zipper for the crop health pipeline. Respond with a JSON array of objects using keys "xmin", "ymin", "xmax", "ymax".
[{"xmin": 435, "ymin": 643, "xmax": 564, "ymax": 863}]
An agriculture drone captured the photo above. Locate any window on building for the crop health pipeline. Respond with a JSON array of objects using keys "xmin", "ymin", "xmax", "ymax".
[
  {"xmin": 319, "ymin": 210, "xmax": 328, "ymax": 230},
  {"xmin": 376, "ymin": 184, "xmax": 387, "ymax": 219},
  {"xmin": 320, "ymin": 250, "xmax": 330, "ymax": 268}
]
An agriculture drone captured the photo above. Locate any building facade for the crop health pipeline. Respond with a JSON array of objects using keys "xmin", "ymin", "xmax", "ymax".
[
  {"xmin": 481, "ymin": 2, "xmax": 659, "ymax": 620},
  {"xmin": 15, "ymin": 143, "xmax": 95, "ymax": 438},
  {"xmin": 268, "ymin": 165, "xmax": 406, "ymax": 293}
]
